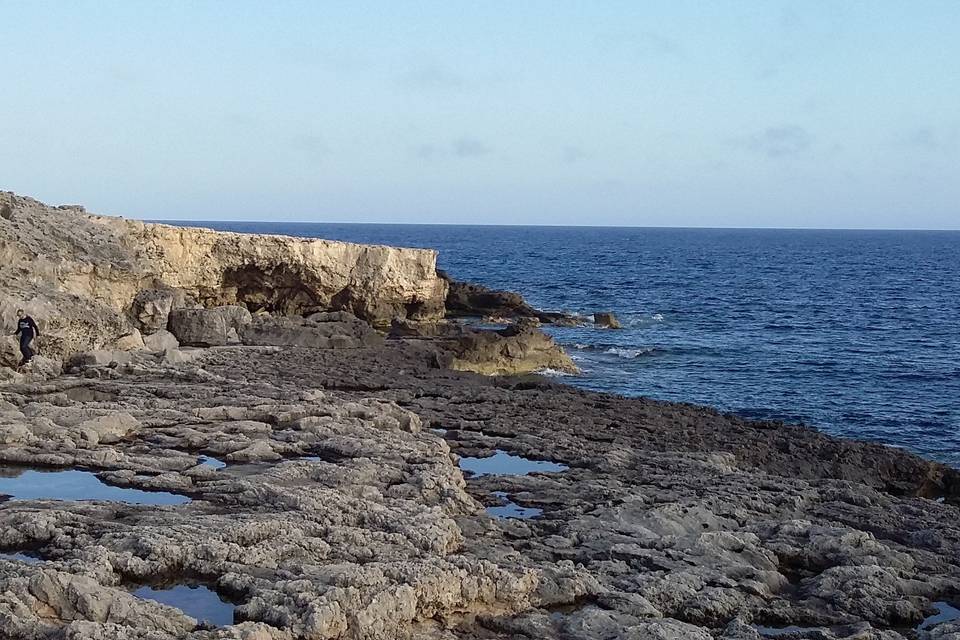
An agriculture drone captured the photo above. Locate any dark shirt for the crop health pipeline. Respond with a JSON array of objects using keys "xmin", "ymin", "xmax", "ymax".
[{"xmin": 15, "ymin": 316, "xmax": 39, "ymax": 340}]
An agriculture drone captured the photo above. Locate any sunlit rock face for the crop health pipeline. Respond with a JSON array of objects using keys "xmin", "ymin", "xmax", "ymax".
[{"xmin": 0, "ymin": 191, "xmax": 447, "ymax": 365}]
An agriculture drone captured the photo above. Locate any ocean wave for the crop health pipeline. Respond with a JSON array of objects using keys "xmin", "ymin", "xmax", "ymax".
[
  {"xmin": 537, "ymin": 368, "xmax": 575, "ymax": 377},
  {"xmin": 568, "ymin": 343, "xmax": 661, "ymax": 358},
  {"xmin": 605, "ymin": 346, "xmax": 658, "ymax": 359}
]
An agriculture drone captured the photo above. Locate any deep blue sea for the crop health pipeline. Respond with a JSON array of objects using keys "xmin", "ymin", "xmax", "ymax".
[{"xmin": 178, "ymin": 222, "xmax": 960, "ymax": 468}]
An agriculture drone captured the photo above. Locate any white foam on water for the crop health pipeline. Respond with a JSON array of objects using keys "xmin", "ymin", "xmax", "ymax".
[
  {"xmin": 605, "ymin": 347, "xmax": 656, "ymax": 359},
  {"xmin": 538, "ymin": 368, "xmax": 574, "ymax": 377}
]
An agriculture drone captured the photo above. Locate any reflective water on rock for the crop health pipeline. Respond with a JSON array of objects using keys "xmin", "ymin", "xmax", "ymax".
[
  {"xmin": 755, "ymin": 605, "xmax": 960, "ymax": 638},
  {"xmin": 487, "ymin": 492, "xmax": 542, "ymax": 519},
  {"xmin": 918, "ymin": 601, "xmax": 960, "ymax": 631},
  {"xmin": 198, "ymin": 456, "xmax": 226, "ymax": 470},
  {"xmin": 0, "ymin": 551, "xmax": 43, "ymax": 564},
  {"xmin": 133, "ymin": 584, "xmax": 235, "ymax": 626},
  {"xmin": 0, "ymin": 468, "xmax": 190, "ymax": 505},
  {"xmin": 458, "ymin": 450, "xmax": 568, "ymax": 477}
]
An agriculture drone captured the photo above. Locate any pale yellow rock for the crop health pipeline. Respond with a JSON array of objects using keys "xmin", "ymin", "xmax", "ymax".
[
  {"xmin": 0, "ymin": 191, "xmax": 448, "ymax": 364},
  {"xmin": 114, "ymin": 329, "xmax": 145, "ymax": 351}
]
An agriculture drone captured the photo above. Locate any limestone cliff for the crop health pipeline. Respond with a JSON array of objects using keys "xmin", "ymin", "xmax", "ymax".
[{"xmin": 0, "ymin": 192, "xmax": 447, "ymax": 365}]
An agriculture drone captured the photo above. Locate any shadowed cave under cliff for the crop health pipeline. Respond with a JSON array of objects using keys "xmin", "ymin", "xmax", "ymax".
[{"xmin": 214, "ymin": 265, "xmax": 321, "ymax": 316}]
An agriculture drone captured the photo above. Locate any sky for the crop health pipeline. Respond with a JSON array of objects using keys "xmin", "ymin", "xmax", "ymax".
[{"xmin": 1, "ymin": 1, "xmax": 959, "ymax": 228}]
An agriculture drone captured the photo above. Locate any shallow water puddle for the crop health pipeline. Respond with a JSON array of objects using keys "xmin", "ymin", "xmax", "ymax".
[
  {"xmin": 0, "ymin": 551, "xmax": 43, "ymax": 564},
  {"xmin": 918, "ymin": 601, "xmax": 960, "ymax": 631},
  {"xmin": 487, "ymin": 492, "xmax": 542, "ymax": 519},
  {"xmin": 134, "ymin": 584, "xmax": 235, "ymax": 626},
  {"xmin": 0, "ymin": 468, "xmax": 190, "ymax": 505},
  {"xmin": 198, "ymin": 456, "xmax": 226, "ymax": 470},
  {"xmin": 458, "ymin": 450, "xmax": 567, "ymax": 477},
  {"xmin": 755, "ymin": 603, "xmax": 960, "ymax": 637}
]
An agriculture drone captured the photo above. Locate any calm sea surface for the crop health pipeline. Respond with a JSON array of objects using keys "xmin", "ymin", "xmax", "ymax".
[{"xmin": 173, "ymin": 222, "xmax": 960, "ymax": 468}]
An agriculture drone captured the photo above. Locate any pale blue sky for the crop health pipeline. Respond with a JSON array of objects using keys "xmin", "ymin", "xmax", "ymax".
[{"xmin": 2, "ymin": 1, "xmax": 958, "ymax": 228}]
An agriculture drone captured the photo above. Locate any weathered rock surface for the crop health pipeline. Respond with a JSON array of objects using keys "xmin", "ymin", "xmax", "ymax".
[
  {"xmin": 0, "ymin": 192, "xmax": 448, "ymax": 364},
  {"xmin": 593, "ymin": 311, "xmax": 622, "ymax": 329},
  {"xmin": 447, "ymin": 324, "xmax": 579, "ymax": 376},
  {"xmin": 240, "ymin": 312, "xmax": 383, "ymax": 350},
  {"xmin": 142, "ymin": 330, "xmax": 180, "ymax": 353},
  {"xmin": 1, "ymin": 343, "xmax": 955, "ymax": 639},
  {"xmin": 440, "ymin": 272, "xmax": 588, "ymax": 327},
  {"xmin": 389, "ymin": 321, "xmax": 578, "ymax": 376},
  {"xmin": 168, "ymin": 308, "xmax": 231, "ymax": 346}
]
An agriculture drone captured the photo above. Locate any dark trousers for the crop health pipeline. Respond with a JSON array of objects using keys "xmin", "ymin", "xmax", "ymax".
[{"xmin": 18, "ymin": 335, "xmax": 34, "ymax": 365}]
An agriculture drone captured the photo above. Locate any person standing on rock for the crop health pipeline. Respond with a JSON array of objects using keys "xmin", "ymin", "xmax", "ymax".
[{"xmin": 14, "ymin": 309, "xmax": 40, "ymax": 368}]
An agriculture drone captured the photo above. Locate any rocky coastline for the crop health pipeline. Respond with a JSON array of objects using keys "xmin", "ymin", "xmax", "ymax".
[{"xmin": 0, "ymin": 193, "xmax": 958, "ymax": 640}]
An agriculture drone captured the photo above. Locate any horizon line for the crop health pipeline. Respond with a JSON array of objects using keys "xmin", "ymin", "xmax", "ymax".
[{"xmin": 150, "ymin": 218, "xmax": 960, "ymax": 233}]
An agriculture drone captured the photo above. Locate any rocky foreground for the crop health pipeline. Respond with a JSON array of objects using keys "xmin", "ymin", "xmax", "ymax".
[
  {"xmin": 0, "ymin": 333, "xmax": 957, "ymax": 639},
  {"xmin": 0, "ymin": 192, "xmax": 958, "ymax": 639}
]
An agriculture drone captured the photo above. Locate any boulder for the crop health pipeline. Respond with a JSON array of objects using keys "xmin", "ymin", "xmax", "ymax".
[
  {"xmin": 168, "ymin": 308, "xmax": 228, "ymax": 346},
  {"xmin": 593, "ymin": 312, "xmax": 622, "ymax": 329},
  {"xmin": 70, "ymin": 350, "xmax": 133, "ymax": 368},
  {"xmin": 142, "ymin": 329, "xmax": 179, "ymax": 352},
  {"xmin": 130, "ymin": 289, "xmax": 178, "ymax": 333},
  {"xmin": 114, "ymin": 329, "xmax": 145, "ymax": 351}
]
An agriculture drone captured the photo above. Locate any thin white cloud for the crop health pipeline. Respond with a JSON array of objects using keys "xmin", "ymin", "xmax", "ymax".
[
  {"xmin": 398, "ymin": 63, "xmax": 464, "ymax": 91},
  {"xmin": 734, "ymin": 125, "xmax": 813, "ymax": 158}
]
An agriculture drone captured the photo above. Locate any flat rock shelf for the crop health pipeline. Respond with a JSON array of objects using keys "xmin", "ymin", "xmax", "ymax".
[{"xmin": 0, "ymin": 340, "xmax": 958, "ymax": 639}]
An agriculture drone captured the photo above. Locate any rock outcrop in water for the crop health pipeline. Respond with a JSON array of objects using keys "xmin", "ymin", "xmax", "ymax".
[
  {"xmin": 440, "ymin": 272, "xmax": 587, "ymax": 327},
  {"xmin": 0, "ymin": 192, "xmax": 447, "ymax": 366}
]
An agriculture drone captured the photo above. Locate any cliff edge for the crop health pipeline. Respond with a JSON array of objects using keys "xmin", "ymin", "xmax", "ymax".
[{"xmin": 0, "ymin": 192, "xmax": 447, "ymax": 366}]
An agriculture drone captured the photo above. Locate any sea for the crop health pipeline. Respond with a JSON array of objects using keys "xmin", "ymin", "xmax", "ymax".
[{"xmin": 175, "ymin": 222, "xmax": 960, "ymax": 468}]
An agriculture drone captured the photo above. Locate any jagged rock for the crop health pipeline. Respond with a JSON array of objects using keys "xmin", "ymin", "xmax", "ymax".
[
  {"xmin": 441, "ymin": 271, "xmax": 539, "ymax": 319},
  {"xmin": 142, "ymin": 330, "xmax": 179, "ymax": 352},
  {"xmin": 130, "ymin": 288, "xmax": 182, "ymax": 333},
  {"xmin": 114, "ymin": 329, "xmax": 145, "ymax": 351},
  {"xmin": 168, "ymin": 308, "xmax": 228, "ymax": 346},
  {"xmin": 440, "ymin": 271, "xmax": 586, "ymax": 326},
  {"xmin": 593, "ymin": 312, "xmax": 622, "ymax": 329},
  {"xmin": 0, "ymin": 191, "xmax": 448, "ymax": 363}
]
